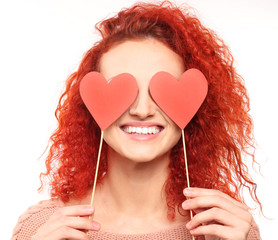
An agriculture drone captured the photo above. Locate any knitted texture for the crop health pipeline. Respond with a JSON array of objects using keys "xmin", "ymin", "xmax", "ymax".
[
  {"xmin": 11, "ymin": 199, "xmax": 63, "ymax": 240},
  {"xmin": 11, "ymin": 199, "xmax": 261, "ymax": 240}
]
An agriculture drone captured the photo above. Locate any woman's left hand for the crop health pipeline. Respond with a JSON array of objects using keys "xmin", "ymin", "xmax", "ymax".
[{"xmin": 182, "ymin": 187, "xmax": 253, "ymax": 240}]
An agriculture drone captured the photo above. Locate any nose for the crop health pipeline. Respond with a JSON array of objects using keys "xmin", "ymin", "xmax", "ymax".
[{"xmin": 128, "ymin": 88, "xmax": 156, "ymax": 120}]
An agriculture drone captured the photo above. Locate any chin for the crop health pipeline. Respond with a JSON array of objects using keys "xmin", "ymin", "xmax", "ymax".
[
  {"xmin": 122, "ymin": 148, "xmax": 170, "ymax": 164},
  {"xmin": 127, "ymin": 155, "xmax": 156, "ymax": 163}
]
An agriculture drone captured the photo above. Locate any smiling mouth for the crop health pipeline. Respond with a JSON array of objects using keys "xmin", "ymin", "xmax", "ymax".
[{"xmin": 120, "ymin": 126, "xmax": 164, "ymax": 135}]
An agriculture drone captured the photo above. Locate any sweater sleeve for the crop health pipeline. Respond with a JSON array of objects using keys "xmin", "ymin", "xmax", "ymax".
[
  {"xmin": 247, "ymin": 220, "xmax": 261, "ymax": 240},
  {"xmin": 11, "ymin": 199, "xmax": 63, "ymax": 240}
]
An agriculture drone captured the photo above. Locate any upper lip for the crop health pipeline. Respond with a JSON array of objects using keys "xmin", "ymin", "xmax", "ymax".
[{"xmin": 119, "ymin": 122, "xmax": 164, "ymax": 128}]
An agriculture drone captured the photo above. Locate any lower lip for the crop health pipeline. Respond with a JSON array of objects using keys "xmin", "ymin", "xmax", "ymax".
[{"xmin": 121, "ymin": 129, "xmax": 163, "ymax": 141}]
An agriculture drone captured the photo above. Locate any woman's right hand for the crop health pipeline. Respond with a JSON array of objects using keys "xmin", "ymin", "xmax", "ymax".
[{"xmin": 31, "ymin": 205, "xmax": 101, "ymax": 240}]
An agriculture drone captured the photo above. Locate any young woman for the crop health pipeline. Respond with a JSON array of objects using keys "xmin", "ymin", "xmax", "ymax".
[{"xmin": 12, "ymin": 1, "xmax": 262, "ymax": 239}]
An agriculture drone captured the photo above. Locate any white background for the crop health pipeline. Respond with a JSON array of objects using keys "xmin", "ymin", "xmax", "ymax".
[{"xmin": 1, "ymin": 0, "xmax": 277, "ymax": 239}]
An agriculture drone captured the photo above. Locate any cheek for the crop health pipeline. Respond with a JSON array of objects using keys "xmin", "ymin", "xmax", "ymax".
[
  {"xmin": 103, "ymin": 127, "xmax": 115, "ymax": 147},
  {"xmin": 166, "ymin": 121, "xmax": 182, "ymax": 147},
  {"xmin": 164, "ymin": 113, "xmax": 182, "ymax": 140},
  {"xmin": 170, "ymin": 128, "xmax": 182, "ymax": 147},
  {"xmin": 102, "ymin": 125, "xmax": 125, "ymax": 155}
]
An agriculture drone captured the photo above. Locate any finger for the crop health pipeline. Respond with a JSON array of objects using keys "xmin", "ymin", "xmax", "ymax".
[
  {"xmin": 183, "ymin": 188, "xmax": 249, "ymax": 211},
  {"xmin": 182, "ymin": 195, "xmax": 252, "ymax": 223},
  {"xmin": 189, "ymin": 224, "xmax": 231, "ymax": 238},
  {"xmin": 55, "ymin": 205, "xmax": 95, "ymax": 218},
  {"xmin": 55, "ymin": 226, "xmax": 90, "ymax": 240},
  {"xmin": 190, "ymin": 224, "xmax": 247, "ymax": 239},
  {"xmin": 186, "ymin": 207, "xmax": 246, "ymax": 230},
  {"xmin": 63, "ymin": 216, "xmax": 101, "ymax": 231},
  {"xmin": 47, "ymin": 206, "xmax": 97, "ymax": 234}
]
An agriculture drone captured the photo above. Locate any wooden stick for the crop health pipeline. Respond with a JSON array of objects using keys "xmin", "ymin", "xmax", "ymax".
[
  {"xmin": 87, "ymin": 130, "xmax": 103, "ymax": 237},
  {"xmin": 90, "ymin": 130, "xmax": 104, "ymax": 208},
  {"xmin": 182, "ymin": 129, "xmax": 195, "ymax": 240}
]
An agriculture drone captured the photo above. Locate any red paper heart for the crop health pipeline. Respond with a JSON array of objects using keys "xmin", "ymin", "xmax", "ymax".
[
  {"xmin": 80, "ymin": 72, "xmax": 138, "ymax": 130},
  {"xmin": 149, "ymin": 69, "xmax": 208, "ymax": 129}
]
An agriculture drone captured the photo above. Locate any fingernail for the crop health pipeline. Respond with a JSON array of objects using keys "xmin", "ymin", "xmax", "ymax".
[
  {"xmin": 182, "ymin": 201, "xmax": 190, "ymax": 209},
  {"xmin": 183, "ymin": 188, "xmax": 192, "ymax": 196},
  {"xmin": 93, "ymin": 222, "xmax": 101, "ymax": 230},
  {"xmin": 186, "ymin": 221, "xmax": 191, "ymax": 229},
  {"xmin": 86, "ymin": 206, "xmax": 94, "ymax": 213}
]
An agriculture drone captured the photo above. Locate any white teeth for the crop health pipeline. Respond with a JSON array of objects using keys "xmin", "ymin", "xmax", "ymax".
[
  {"xmin": 136, "ymin": 127, "xmax": 142, "ymax": 134},
  {"xmin": 122, "ymin": 126, "xmax": 162, "ymax": 135},
  {"xmin": 142, "ymin": 127, "xmax": 148, "ymax": 134}
]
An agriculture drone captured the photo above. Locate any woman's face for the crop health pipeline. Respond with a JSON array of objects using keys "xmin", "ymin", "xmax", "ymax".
[{"xmin": 99, "ymin": 38, "xmax": 185, "ymax": 163}]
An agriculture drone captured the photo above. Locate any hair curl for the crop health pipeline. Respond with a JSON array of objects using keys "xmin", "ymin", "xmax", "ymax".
[{"xmin": 40, "ymin": 1, "xmax": 262, "ymax": 220}]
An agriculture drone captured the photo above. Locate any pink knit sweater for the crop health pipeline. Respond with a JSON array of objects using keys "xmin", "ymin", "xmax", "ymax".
[{"xmin": 11, "ymin": 198, "xmax": 261, "ymax": 240}]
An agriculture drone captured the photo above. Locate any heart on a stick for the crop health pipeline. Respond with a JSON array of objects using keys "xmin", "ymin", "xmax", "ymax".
[
  {"xmin": 80, "ymin": 72, "xmax": 138, "ymax": 130},
  {"xmin": 149, "ymin": 69, "xmax": 208, "ymax": 129}
]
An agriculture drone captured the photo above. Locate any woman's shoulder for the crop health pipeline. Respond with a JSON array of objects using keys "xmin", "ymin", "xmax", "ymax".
[{"xmin": 11, "ymin": 198, "xmax": 64, "ymax": 240}]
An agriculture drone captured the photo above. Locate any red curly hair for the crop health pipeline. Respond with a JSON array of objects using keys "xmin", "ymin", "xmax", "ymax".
[{"xmin": 40, "ymin": 1, "xmax": 261, "ymax": 219}]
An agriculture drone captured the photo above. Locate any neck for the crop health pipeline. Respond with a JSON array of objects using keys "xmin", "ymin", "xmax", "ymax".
[{"xmin": 96, "ymin": 148, "xmax": 170, "ymax": 218}]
